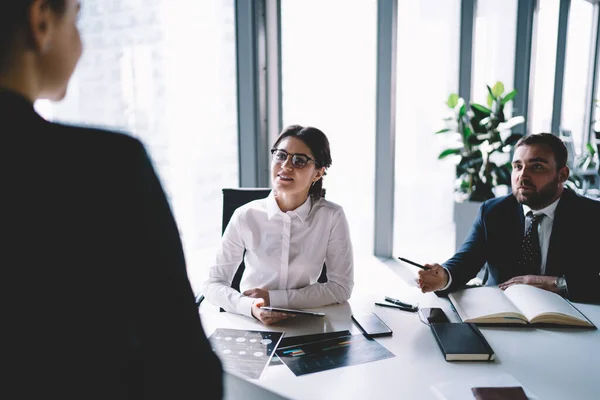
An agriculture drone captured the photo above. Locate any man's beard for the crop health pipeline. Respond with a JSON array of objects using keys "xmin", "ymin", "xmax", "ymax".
[{"xmin": 513, "ymin": 176, "xmax": 560, "ymax": 209}]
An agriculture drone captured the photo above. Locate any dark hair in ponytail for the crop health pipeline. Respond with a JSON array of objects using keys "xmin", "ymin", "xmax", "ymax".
[
  {"xmin": 272, "ymin": 125, "xmax": 332, "ymax": 199},
  {"xmin": 0, "ymin": 1, "xmax": 67, "ymax": 71}
]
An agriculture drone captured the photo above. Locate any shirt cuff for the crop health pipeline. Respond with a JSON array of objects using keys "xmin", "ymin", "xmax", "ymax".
[
  {"xmin": 435, "ymin": 267, "xmax": 453, "ymax": 292},
  {"xmin": 268, "ymin": 290, "xmax": 288, "ymax": 308},
  {"xmin": 237, "ymin": 296, "xmax": 256, "ymax": 318}
]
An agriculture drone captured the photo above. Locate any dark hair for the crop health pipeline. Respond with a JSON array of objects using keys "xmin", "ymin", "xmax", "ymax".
[
  {"xmin": 272, "ymin": 125, "xmax": 332, "ymax": 199},
  {"xmin": 0, "ymin": 0, "xmax": 67, "ymax": 71},
  {"xmin": 514, "ymin": 133, "xmax": 569, "ymax": 170}
]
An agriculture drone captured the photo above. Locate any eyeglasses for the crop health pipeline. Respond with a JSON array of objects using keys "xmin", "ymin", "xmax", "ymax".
[{"xmin": 270, "ymin": 148, "xmax": 317, "ymax": 169}]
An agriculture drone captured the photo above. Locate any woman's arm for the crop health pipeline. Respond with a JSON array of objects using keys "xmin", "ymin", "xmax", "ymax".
[{"xmin": 201, "ymin": 209, "xmax": 255, "ymax": 316}]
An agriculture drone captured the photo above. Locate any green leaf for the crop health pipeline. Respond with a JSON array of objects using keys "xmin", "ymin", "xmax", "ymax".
[
  {"xmin": 586, "ymin": 142, "xmax": 596, "ymax": 156},
  {"xmin": 493, "ymin": 163, "xmax": 512, "ymax": 185},
  {"xmin": 487, "ymin": 93, "xmax": 493, "ymax": 108},
  {"xmin": 435, "ymin": 128, "xmax": 451, "ymax": 134},
  {"xmin": 492, "ymin": 81, "xmax": 505, "ymax": 97},
  {"xmin": 501, "ymin": 89, "xmax": 517, "ymax": 105},
  {"xmin": 458, "ymin": 103, "xmax": 467, "ymax": 118},
  {"xmin": 447, "ymin": 93, "xmax": 459, "ymax": 108},
  {"xmin": 463, "ymin": 124, "xmax": 473, "ymax": 139},
  {"xmin": 467, "ymin": 133, "xmax": 485, "ymax": 146},
  {"xmin": 438, "ymin": 148, "xmax": 462, "ymax": 159},
  {"xmin": 497, "ymin": 116, "xmax": 525, "ymax": 132},
  {"xmin": 479, "ymin": 116, "xmax": 492, "ymax": 127},
  {"xmin": 471, "ymin": 103, "xmax": 492, "ymax": 116},
  {"xmin": 503, "ymin": 133, "xmax": 523, "ymax": 146},
  {"xmin": 487, "ymin": 85, "xmax": 495, "ymax": 100},
  {"xmin": 458, "ymin": 151, "xmax": 483, "ymax": 167}
]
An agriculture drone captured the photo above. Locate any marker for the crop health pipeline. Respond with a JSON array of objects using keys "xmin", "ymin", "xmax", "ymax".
[
  {"xmin": 398, "ymin": 257, "xmax": 431, "ymax": 270},
  {"xmin": 375, "ymin": 302, "xmax": 418, "ymax": 313}
]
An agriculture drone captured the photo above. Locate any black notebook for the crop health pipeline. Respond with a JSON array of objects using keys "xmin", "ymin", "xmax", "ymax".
[{"xmin": 429, "ymin": 322, "xmax": 495, "ymax": 362}]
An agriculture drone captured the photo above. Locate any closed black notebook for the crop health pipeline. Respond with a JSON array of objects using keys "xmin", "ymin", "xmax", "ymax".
[{"xmin": 429, "ymin": 322, "xmax": 495, "ymax": 362}]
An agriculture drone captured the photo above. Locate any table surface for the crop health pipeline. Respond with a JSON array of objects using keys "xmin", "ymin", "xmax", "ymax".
[{"xmin": 199, "ymin": 256, "xmax": 600, "ymax": 400}]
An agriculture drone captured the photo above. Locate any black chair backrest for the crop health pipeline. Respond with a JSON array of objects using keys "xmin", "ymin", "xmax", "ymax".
[
  {"xmin": 222, "ymin": 188, "xmax": 272, "ymax": 292},
  {"xmin": 222, "ymin": 188, "xmax": 272, "ymax": 234},
  {"xmin": 222, "ymin": 188, "xmax": 328, "ymax": 294}
]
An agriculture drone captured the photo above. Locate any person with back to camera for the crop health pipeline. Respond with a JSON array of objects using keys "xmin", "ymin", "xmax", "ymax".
[
  {"xmin": 202, "ymin": 125, "xmax": 355, "ymax": 325},
  {"xmin": 1, "ymin": 1, "xmax": 223, "ymax": 398},
  {"xmin": 418, "ymin": 133, "xmax": 600, "ymax": 303}
]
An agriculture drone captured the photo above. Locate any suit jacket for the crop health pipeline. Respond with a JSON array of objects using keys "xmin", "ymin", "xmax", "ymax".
[
  {"xmin": 1, "ymin": 90, "xmax": 223, "ymax": 399},
  {"xmin": 443, "ymin": 188, "xmax": 600, "ymax": 303}
]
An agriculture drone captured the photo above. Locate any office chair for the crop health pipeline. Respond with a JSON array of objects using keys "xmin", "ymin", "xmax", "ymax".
[{"xmin": 196, "ymin": 188, "xmax": 328, "ymax": 307}]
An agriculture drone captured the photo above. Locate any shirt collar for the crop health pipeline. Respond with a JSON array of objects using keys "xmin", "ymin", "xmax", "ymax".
[
  {"xmin": 266, "ymin": 191, "xmax": 312, "ymax": 223},
  {"xmin": 522, "ymin": 196, "xmax": 561, "ymax": 222}
]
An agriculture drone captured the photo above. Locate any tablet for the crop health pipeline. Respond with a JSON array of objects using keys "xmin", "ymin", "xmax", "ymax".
[{"xmin": 259, "ymin": 306, "xmax": 325, "ymax": 317}]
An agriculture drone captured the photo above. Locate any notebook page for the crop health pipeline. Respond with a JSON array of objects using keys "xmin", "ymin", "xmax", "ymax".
[
  {"xmin": 449, "ymin": 286, "xmax": 522, "ymax": 321},
  {"xmin": 504, "ymin": 284, "xmax": 585, "ymax": 323}
]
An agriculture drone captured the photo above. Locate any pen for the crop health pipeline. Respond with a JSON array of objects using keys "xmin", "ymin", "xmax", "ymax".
[
  {"xmin": 398, "ymin": 257, "xmax": 431, "ymax": 270},
  {"xmin": 375, "ymin": 302, "xmax": 418, "ymax": 312},
  {"xmin": 384, "ymin": 296, "xmax": 417, "ymax": 309}
]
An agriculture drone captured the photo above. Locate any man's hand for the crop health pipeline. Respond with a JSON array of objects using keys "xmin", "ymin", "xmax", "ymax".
[
  {"xmin": 499, "ymin": 275, "xmax": 558, "ymax": 293},
  {"xmin": 417, "ymin": 263, "xmax": 449, "ymax": 293},
  {"xmin": 243, "ymin": 288, "xmax": 270, "ymax": 305},
  {"xmin": 250, "ymin": 299, "xmax": 294, "ymax": 325}
]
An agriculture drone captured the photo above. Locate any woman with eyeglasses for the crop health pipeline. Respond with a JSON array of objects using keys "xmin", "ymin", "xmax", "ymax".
[
  {"xmin": 1, "ymin": 1, "xmax": 222, "ymax": 398},
  {"xmin": 202, "ymin": 125, "xmax": 354, "ymax": 325}
]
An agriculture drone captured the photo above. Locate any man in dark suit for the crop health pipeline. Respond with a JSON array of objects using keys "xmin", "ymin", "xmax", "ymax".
[
  {"xmin": 418, "ymin": 133, "xmax": 600, "ymax": 303},
  {"xmin": 2, "ymin": 1, "xmax": 222, "ymax": 398}
]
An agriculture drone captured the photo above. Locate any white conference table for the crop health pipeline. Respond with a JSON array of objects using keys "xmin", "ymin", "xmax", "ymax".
[{"xmin": 199, "ymin": 257, "xmax": 600, "ymax": 400}]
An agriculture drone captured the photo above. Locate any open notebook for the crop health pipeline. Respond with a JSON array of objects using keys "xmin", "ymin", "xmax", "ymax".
[{"xmin": 448, "ymin": 285, "xmax": 595, "ymax": 328}]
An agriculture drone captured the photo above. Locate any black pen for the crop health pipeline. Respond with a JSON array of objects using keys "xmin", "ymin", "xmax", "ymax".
[
  {"xmin": 398, "ymin": 257, "xmax": 431, "ymax": 270},
  {"xmin": 384, "ymin": 296, "xmax": 417, "ymax": 309},
  {"xmin": 375, "ymin": 302, "xmax": 418, "ymax": 312}
]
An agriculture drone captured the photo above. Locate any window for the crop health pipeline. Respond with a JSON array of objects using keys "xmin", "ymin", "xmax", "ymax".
[
  {"xmin": 281, "ymin": 0, "xmax": 377, "ymax": 256},
  {"xmin": 561, "ymin": 0, "xmax": 594, "ymax": 154},
  {"xmin": 595, "ymin": 61, "xmax": 600, "ymax": 134},
  {"xmin": 36, "ymin": 0, "xmax": 239, "ymax": 282},
  {"xmin": 393, "ymin": 0, "xmax": 461, "ymax": 262},
  {"xmin": 471, "ymin": 0, "xmax": 518, "ymax": 113},
  {"xmin": 529, "ymin": 0, "xmax": 561, "ymax": 135}
]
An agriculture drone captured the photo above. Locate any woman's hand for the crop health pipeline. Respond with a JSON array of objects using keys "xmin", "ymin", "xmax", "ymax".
[
  {"xmin": 243, "ymin": 288, "xmax": 270, "ymax": 305},
  {"xmin": 250, "ymin": 299, "xmax": 294, "ymax": 325}
]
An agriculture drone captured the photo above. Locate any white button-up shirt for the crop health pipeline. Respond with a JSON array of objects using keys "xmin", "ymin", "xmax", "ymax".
[{"xmin": 202, "ymin": 191, "xmax": 354, "ymax": 317}]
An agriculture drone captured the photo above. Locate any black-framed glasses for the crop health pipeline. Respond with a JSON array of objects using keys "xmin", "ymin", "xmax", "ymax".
[{"xmin": 270, "ymin": 148, "xmax": 317, "ymax": 169}]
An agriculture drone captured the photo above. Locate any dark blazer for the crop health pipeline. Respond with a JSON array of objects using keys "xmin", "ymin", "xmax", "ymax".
[
  {"xmin": 1, "ymin": 90, "xmax": 222, "ymax": 399},
  {"xmin": 443, "ymin": 188, "xmax": 600, "ymax": 303}
]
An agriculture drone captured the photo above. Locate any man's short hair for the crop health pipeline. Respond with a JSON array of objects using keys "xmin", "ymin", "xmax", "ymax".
[{"xmin": 515, "ymin": 133, "xmax": 569, "ymax": 170}]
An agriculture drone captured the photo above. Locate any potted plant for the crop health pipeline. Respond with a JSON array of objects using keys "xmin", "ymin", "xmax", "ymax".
[
  {"xmin": 436, "ymin": 81, "xmax": 525, "ymax": 202},
  {"xmin": 435, "ymin": 81, "xmax": 525, "ymax": 251}
]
